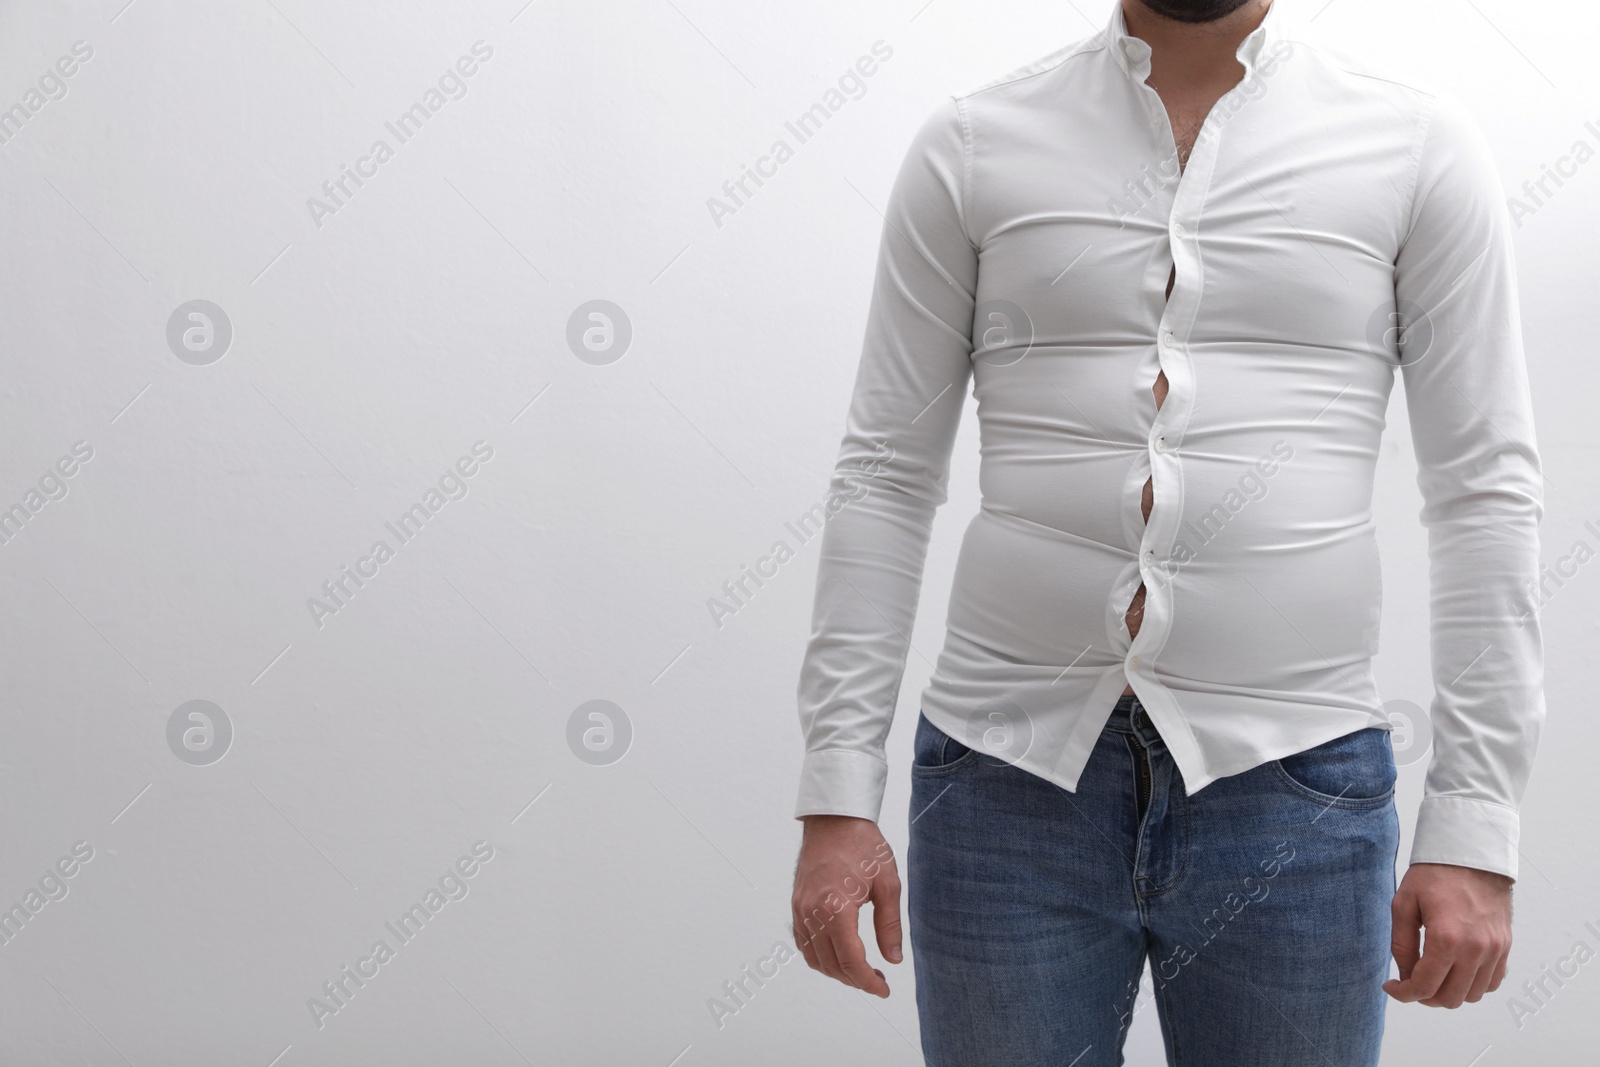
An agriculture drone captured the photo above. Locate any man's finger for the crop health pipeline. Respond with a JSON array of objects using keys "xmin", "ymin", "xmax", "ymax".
[
  {"xmin": 1385, "ymin": 938, "xmax": 1453, "ymax": 1003},
  {"xmin": 812, "ymin": 915, "xmax": 849, "ymax": 985},
  {"xmin": 827, "ymin": 909, "xmax": 890, "ymax": 997},
  {"xmin": 1463, "ymin": 954, "xmax": 1499, "ymax": 1004},
  {"xmin": 1421, "ymin": 954, "xmax": 1479, "ymax": 1008},
  {"xmin": 792, "ymin": 910, "xmax": 823, "ymax": 974},
  {"xmin": 1389, "ymin": 890, "xmax": 1421, "ymax": 982},
  {"xmin": 870, "ymin": 870, "xmax": 904, "ymax": 964},
  {"xmin": 1485, "ymin": 951, "xmax": 1509, "ymax": 995}
]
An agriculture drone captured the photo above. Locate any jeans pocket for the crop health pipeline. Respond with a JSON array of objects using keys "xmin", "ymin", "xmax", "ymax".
[
  {"xmin": 1272, "ymin": 727, "xmax": 1396, "ymax": 809},
  {"xmin": 910, "ymin": 712, "xmax": 977, "ymax": 778}
]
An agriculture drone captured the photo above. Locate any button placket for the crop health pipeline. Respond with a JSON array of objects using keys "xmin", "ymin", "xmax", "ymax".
[{"xmin": 1128, "ymin": 71, "xmax": 1233, "ymax": 683}]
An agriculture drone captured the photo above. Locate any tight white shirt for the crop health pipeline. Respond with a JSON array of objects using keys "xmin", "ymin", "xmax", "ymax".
[{"xmin": 793, "ymin": 0, "xmax": 1544, "ymax": 880}]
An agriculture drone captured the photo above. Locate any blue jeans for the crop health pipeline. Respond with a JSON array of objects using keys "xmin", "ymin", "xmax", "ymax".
[{"xmin": 907, "ymin": 693, "xmax": 1400, "ymax": 1066}]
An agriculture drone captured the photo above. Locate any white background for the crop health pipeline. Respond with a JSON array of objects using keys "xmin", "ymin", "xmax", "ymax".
[{"xmin": 0, "ymin": 0, "xmax": 1595, "ymax": 1063}]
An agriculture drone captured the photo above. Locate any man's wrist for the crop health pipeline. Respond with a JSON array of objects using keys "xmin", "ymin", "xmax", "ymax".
[
  {"xmin": 1409, "ymin": 861, "xmax": 1513, "ymax": 889},
  {"xmin": 800, "ymin": 813, "xmax": 879, "ymax": 837}
]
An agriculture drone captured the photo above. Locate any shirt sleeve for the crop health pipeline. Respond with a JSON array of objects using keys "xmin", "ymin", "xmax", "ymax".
[
  {"xmin": 792, "ymin": 96, "xmax": 979, "ymax": 822},
  {"xmin": 1394, "ymin": 90, "xmax": 1545, "ymax": 881}
]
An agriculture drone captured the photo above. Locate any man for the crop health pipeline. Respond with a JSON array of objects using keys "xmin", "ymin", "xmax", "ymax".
[{"xmin": 789, "ymin": 0, "xmax": 1544, "ymax": 1064}]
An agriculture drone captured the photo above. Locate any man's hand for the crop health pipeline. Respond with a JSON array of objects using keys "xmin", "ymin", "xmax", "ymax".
[
  {"xmin": 791, "ymin": 814, "xmax": 903, "ymax": 998},
  {"xmin": 1385, "ymin": 862, "xmax": 1513, "ymax": 1008}
]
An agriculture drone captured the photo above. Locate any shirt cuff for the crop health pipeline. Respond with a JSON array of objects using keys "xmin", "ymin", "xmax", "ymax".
[
  {"xmin": 793, "ymin": 749, "xmax": 888, "ymax": 823},
  {"xmin": 1409, "ymin": 794, "xmax": 1521, "ymax": 882}
]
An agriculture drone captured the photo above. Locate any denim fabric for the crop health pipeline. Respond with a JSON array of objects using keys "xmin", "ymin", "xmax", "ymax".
[{"xmin": 907, "ymin": 693, "xmax": 1400, "ymax": 1066}]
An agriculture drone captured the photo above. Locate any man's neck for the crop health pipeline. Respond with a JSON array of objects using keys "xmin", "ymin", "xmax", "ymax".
[{"xmin": 1120, "ymin": 0, "xmax": 1272, "ymax": 86}]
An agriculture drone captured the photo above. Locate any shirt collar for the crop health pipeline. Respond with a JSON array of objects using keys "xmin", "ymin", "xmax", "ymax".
[{"xmin": 1104, "ymin": 0, "xmax": 1289, "ymax": 82}]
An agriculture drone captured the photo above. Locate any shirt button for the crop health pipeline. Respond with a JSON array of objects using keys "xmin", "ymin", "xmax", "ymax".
[
  {"xmin": 1130, "ymin": 655, "xmax": 1143, "ymax": 669},
  {"xmin": 1154, "ymin": 436, "xmax": 1168, "ymax": 454},
  {"xmin": 1143, "ymin": 550, "xmax": 1156, "ymax": 565},
  {"xmin": 1162, "ymin": 331, "xmax": 1176, "ymax": 348},
  {"xmin": 1173, "ymin": 221, "xmax": 1186, "ymax": 237}
]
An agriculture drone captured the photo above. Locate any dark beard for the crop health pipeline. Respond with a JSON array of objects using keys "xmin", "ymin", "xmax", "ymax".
[{"xmin": 1136, "ymin": 0, "xmax": 1254, "ymax": 23}]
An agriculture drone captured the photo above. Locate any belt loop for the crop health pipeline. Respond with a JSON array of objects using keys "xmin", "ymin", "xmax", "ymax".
[{"xmin": 1131, "ymin": 697, "xmax": 1151, "ymax": 736}]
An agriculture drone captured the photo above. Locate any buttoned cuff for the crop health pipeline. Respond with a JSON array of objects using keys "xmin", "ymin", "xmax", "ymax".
[
  {"xmin": 793, "ymin": 749, "xmax": 888, "ymax": 823},
  {"xmin": 1409, "ymin": 795, "xmax": 1521, "ymax": 882}
]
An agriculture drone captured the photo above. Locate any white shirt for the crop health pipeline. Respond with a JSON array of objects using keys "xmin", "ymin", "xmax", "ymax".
[{"xmin": 793, "ymin": 0, "xmax": 1544, "ymax": 880}]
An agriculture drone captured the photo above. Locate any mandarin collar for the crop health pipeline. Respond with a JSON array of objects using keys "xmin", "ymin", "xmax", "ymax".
[{"xmin": 1104, "ymin": 0, "xmax": 1289, "ymax": 81}]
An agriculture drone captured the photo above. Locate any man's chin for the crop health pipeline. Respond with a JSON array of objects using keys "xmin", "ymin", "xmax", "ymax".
[{"xmin": 1136, "ymin": 0, "xmax": 1256, "ymax": 24}]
